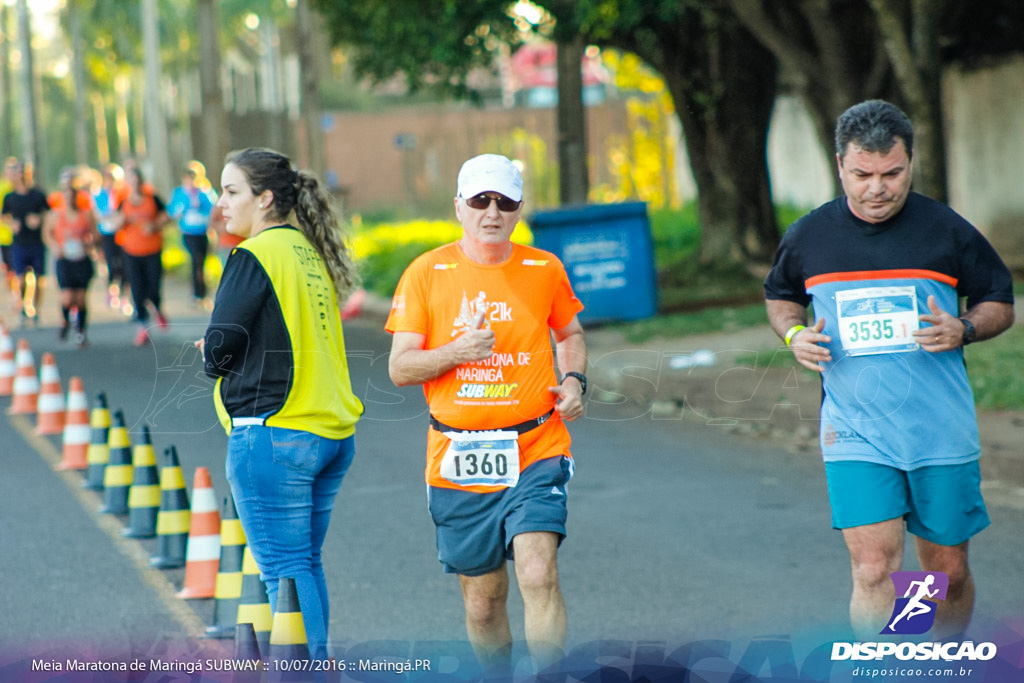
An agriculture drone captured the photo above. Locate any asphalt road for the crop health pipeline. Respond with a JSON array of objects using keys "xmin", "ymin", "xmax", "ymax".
[{"xmin": 1, "ymin": 284, "xmax": 1022, "ymax": 682}]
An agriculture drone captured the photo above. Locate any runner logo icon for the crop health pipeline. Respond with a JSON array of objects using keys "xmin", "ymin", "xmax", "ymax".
[{"xmin": 881, "ymin": 571, "xmax": 949, "ymax": 635}]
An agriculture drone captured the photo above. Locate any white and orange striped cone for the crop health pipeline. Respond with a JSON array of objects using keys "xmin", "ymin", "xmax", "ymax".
[
  {"xmin": 7, "ymin": 339, "xmax": 39, "ymax": 415},
  {"xmin": 0, "ymin": 324, "xmax": 14, "ymax": 396},
  {"xmin": 56, "ymin": 377, "xmax": 90, "ymax": 470},
  {"xmin": 176, "ymin": 466, "xmax": 222, "ymax": 599},
  {"xmin": 35, "ymin": 353, "xmax": 65, "ymax": 435}
]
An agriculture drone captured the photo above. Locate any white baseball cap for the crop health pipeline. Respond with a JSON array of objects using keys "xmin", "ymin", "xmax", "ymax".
[{"xmin": 457, "ymin": 154, "xmax": 523, "ymax": 202}]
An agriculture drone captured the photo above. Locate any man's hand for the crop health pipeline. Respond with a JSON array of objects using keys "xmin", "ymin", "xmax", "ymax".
[
  {"xmin": 914, "ymin": 295, "xmax": 961, "ymax": 352},
  {"xmin": 455, "ymin": 310, "xmax": 495, "ymax": 363},
  {"xmin": 549, "ymin": 379, "xmax": 584, "ymax": 421},
  {"xmin": 789, "ymin": 317, "xmax": 832, "ymax": 372}
]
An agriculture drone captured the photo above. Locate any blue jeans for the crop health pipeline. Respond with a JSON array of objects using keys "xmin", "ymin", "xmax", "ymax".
[{"xmin": 227, "ymin": 425, "xmax": 355, "ymax": 660}]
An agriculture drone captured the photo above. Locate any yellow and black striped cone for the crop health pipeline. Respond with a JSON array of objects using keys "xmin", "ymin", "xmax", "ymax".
[
  {"xmin": 234, "ymin": 622, "xmax": 264, "ymax": 683},
  {"xmin": 269, "ymin": 577, "xmax": 309, "ymax": 665},
  {"xmin": 123, "ymin": 425, "xmax": 160, "ymax": 538},
  {"xmin": 204, "ymin": 494, "xmax": 247, "ymax": 638},
  {"xmin": 149, "ymin": 446, "xmax": 191, "ymax": 569},
  {"xmin": 82, "ymin": 392, "xmax": 110, "ymax": 490},
  {"xmin": 100, "ymin": 409, "xmax": 133, "ymax": 514},
  {"xmin": 236, "ymin": 547, "xmax": 273, "ymax": 650}
]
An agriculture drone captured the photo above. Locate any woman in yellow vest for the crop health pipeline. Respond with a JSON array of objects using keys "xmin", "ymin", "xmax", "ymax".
[{"xmin": 199, "ymin": 148, "xmax": 363, "ymax": 662}]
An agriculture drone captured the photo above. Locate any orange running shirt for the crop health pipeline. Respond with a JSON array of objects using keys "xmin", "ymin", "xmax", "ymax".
[
  {"xmin": 385, "ymin": 241, "xmax": 583, "ymax": 492},
  {"xmin": 52, "ymin": 208, "xmax": 94, "ymax": 260},
  {"xmin": 118, "ymin": 192, "xmax": 164, "ymax": 256}
]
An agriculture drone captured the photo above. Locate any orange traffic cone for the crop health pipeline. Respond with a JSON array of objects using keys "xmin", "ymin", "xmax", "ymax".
[
  {"xmin": 340, "ymin": 287, "xmax": 366, "ymax": 320},
  {"xmin": 7, "ymin": 339, "xmax": 39, "ymax": 415},
  {"xmin": 82, "ymin": 392, "xmax": 111, "ymax": 490},
  {"xmin": 176, "ymin": 466, "xmax": 222, "ymax": 599},
  {"xmin": 35, "ymin": 353, "xmax": 65, "ymax": 435},
  {"xmin": 56, "ymin": 377, "xmax": 90, "ymax": 470},
  {"xmin": 0, "ymin": 324, "xmax": 13, "ymax": 396}
]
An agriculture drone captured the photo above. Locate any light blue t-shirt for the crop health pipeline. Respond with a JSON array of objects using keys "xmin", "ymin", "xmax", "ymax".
[
  {"xmin": 93, "ymin": 187, "xmax": 119, "ymax": 236},
  {"xmin": 167, "ymin": 186, "xmax": 217, "ymax": 236}
]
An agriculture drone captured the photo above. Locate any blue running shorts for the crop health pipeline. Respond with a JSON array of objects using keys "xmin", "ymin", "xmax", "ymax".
[
  {"xmin": 427, "ymin": 455, "xmax": 573, "ymax": 576},
  {"xmin": 825, "ymin": 459, "xmax": 989, "ymax": 546}
]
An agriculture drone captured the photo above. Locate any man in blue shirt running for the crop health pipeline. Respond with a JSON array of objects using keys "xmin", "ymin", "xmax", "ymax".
[{"xmin": 765, "ymin": 99, "xmax": 1014, "ymax": 640}]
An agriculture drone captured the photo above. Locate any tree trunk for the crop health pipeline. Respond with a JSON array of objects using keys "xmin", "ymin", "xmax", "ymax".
[
  {"xmin": 556, "ymin": 35, "xmax": 589, "ymax": 206},
  {"xmin": 296, "ymin": 0, "xmax": 326, "ymax": 181},
  {"xmin": 731, "ymin": 0, "xmax": 948, "ymax": 203},
  {"xmin": 114, "ymin": 75, "xmax": 132, "ymax": 159},
  {"xmin": 15, "ymin": 0, "xmax": 39, "ymax": 170},
  {"xmin": 1, "ymin": 6, "xmax": 12, "ymax": 157},
  {"xmin": 69, "ymin": 0, "xmax": 89, "ymax": 165},
  {"xmin": 91, "ymin": 94, "xmax": 110, "ymax": 165},
  {"xmin": 728, "ymin": 0, "xmax": 892, "ymax": 198},
  {"xmin": 869, "ymin": 0, "xmax": 947, "ymax": 201},
  {"xmin": 196, "ymin": 0, "xmax": 230, "ymax": 185},
  {"xmin": 141, "ymin": 0, "xmax": 171, "ymax": 193},
  {"xmin": 663, "ymin": 10, "xmax": 779, "ymax": 265}
]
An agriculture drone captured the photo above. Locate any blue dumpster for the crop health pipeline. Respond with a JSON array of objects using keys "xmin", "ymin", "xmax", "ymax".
[{"xmin": 529, "ymin": 202, "xmax": 658, "ymax": 324}]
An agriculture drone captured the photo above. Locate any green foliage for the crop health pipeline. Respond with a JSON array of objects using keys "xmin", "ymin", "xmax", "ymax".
[
  {"xmin": 775, "ymin": 204, "xmax": 808, "ymax": 234},
  {"xmin": 648, "ymin": 204, "xmax": 701, "ymax": 266},
  {"xmin": 650, "ymin": 202, "xmax": 765, "ymax": 313},
  {"xmin": 360, "ymin": 239, "xmax": 446, "ymax": 296},
  {"xmin": 965, "ymin": 325, "xmax": 1024, "ymax": 410},
  {"xmin": 349, "ymin": 203, "xmax": 814, "ymax": 312},
  {"xmin": 311, "ymin": 0, "xmax": 523, "ymax": 98},
  {"xmin": 36, "ymin": 76, "xmax": 82, "ymax": 185},
  {"xmin": 349, "ymin": 218, "xmax": 533, "ymax": 296},
  {"xmin": 488, "ymin": 128, "xmax": 560, "ymax": 209}
]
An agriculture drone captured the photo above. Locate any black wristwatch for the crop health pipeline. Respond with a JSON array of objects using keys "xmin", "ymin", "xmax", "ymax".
[
  {"xmin": 561, "ymin": 371, "xmax": 587, "ymax": 395},
  {"xmin": 959, "ymin": 318, "xmax": 977, "ymax": 346}
]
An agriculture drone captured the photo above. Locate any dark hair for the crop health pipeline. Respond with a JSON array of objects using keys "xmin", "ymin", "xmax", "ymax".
[
  {"xmin": 225, "ymin": 147, "xmax": 359, "ymax": 299},
  {"xmin": 835, "ymin": 100, "xmax": 914, "ymax": 160}
]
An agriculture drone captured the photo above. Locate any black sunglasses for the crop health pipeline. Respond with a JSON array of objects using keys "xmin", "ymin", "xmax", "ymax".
[{"xmin": 464, "ymin": 193, "xmax": 522, "ymax": 212}]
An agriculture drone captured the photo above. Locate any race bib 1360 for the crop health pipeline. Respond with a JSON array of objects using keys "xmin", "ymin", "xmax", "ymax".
[{"xmin": 440, "ymin": 430, "xmax": 520, "ymax": 488}]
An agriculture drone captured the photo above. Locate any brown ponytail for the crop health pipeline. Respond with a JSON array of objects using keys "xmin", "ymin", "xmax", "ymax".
[
  {"xmin": 293, "ymin": 169, "xmax": 360, "ymax": 299},
  {"xmin": 225, "ymin": 148, "xmax": 359, "ymax": 299}
]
